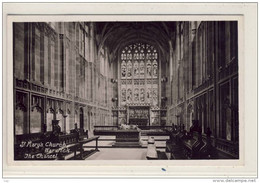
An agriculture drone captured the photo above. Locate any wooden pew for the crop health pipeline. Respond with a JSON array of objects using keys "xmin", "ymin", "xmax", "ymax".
[
  {"xmin": 14, "ymin": 133, "xmax": 45, "ymax": 160},
  {"xmin": 166, "ymin": 130, "xmax": 187, "ymax": 159},
  {"xmin": 56, "ymin": 133, "xmax": 99, "ymax": 160},
  {"xmin": 14, "ymin": 126, "xmax": 99, "ymax": 160},
  {"xmin": 182, "ymin": 131, "xmax": 204, "ymax": 159},
  {"xmin": 166, "ymin": 121, "xmax": 221, "ymax": 159},
  {"xmin": 50, "ymin": 133, "xmax": 80, "ymax": 160},
  {"xmin": 77, "ymin": 136, "xmax": 100, "ymax": 160}
]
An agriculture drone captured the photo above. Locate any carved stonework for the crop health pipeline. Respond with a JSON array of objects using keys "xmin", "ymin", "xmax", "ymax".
[
  {"xmin": 75, "ymin": 103, "xmax": 79, "ymax": 114},
  {"xmin": 160, "ymin": 109, "xmax": 167, "ymax": 117},
  {"xmin": 32, "ymin": 105, "xmax": 43, "ymax": 113},
  {"xmin": 55, "ymin": 100, "xmax": 64, "ymax": 113},
  {"xmin": 46, "ymin": 98, "xmax": 55, "ymax": 112},
  {"xmin": 66, "ymin": 93, "xmax": 73, "ymax": 100},
  {"xmin": 34, "ymin": 22, "xmax": 45, "ymax": 32},
  {"xmin": 66, "ymin": 102, "xmax": 72, "ymax": 115},
  {"xmin": 43, "ymin": 23, "xmax": 57, "ymax": 41},
  {"xmin": 16, "ymin": 92, "xmax": 27, "ymax": 112},
  {"xmin": 31, "ymin": 95, "xmax": 44, "ymax": 112},
  {"xmin": 16, "ymin": 79, "xmax": 30, "ymax": 90},
  {"xmin": 150, "ymin": 106, "xmax": 160, "ymax": 110},
  {"xmin": 16, "ymin": 103, "xmax": 27, "ymax": 112},
  {"xmin": 112, "ymin": 110, "xmax": 118, "ymax": 117}
]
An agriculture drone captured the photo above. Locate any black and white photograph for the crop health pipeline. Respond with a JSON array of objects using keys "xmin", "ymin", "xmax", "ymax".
[
  {"xmin": 3, "ymin": 2, "xmax": 258, "ymax": 179},
  {"xmin": 13, "ymin": 20, "xmax": 239, "ymax": 161}
]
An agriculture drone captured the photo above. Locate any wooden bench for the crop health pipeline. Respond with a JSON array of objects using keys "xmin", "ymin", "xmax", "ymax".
[
  {"xmin": 73, "ymin": 136, "xmax": 100, "ymax": 160},
  {"xmin": 166, "ymin": 140, "xmax": 186, "ymax": 159},
  {"xmin": 14, "ymin": 129, "xmax": 99, "ymax": 160},
  {"xmin": 48, "ymin": 133, "xmax": 79, "ymax": 160},
  {"xmin": 165, "ymin": 123, "xmax": 221, "ymax": 159},
  {"xmin": 80, "ymin": 136, "xmax": 99, "ymax": 150},
  {"xmin": 55, "ymin": 134, "xmax": 100, "ymax": 160},
  {"xmin": 55, "ymin": 142, "xmax": 80, "ymax": 160}
]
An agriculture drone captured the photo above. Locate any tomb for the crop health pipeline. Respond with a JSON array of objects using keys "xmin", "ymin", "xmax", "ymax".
[{"xmin": 112, "ymin": 124, "xmax": 141, "ymax": 147}]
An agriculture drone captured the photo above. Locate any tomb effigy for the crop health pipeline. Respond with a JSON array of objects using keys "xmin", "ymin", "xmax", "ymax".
[{"xmin": 112, "ymin": 124, "xmax": 141, "ymax": 147}]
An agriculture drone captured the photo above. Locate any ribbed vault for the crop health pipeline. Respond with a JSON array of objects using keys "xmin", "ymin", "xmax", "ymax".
[{"xmin": 95, "ymin": 22, "xmax": 176, "ymax": 62}]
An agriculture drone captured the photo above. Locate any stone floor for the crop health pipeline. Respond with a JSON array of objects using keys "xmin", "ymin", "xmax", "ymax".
[
  {"xmin": 83, "ymin": 135, "xmax": 170, "ymax": 160},
  {"xmin": 85, "ymin": 148, "xmax": 148, "ymax": 160},
  {"xmin": 83, "ymin": 135, "xmax": 169, "ymax": 148}
]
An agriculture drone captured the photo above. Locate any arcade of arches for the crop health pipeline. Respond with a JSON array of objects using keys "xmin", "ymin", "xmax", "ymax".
[{"xmin": 13, "ymin": 21, "xmax": 239, "ymax": 160}]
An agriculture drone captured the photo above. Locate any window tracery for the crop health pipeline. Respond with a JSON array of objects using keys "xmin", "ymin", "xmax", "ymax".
[
  {"xmin": 146, "ymin": 60, "xmax": 152, "ymax": 78},
  {"xmin": 133, "ymin": 61, "xmax": 139, "ymax": 78},
  {"xmin": 121, "ymin": 60, "xmax": 126, "ymax": 78},
  {"xmin": 140, "ymin": 61, "xmax": 145, "ymax": 78},
  {"xmin": 127, "ymin": 61, "xmax": 132, "ymax": 78},
  {"xmin": 120, "ymin": 43, "xmax": 159, "ymax": 106}
]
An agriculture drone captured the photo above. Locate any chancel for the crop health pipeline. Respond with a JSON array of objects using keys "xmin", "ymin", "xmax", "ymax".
[{"xmin": 13, "ymin": 21, "xmax": 239, "ymax": 160}]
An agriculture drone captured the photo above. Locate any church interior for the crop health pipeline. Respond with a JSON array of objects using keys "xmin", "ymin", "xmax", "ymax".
[{"xmin": 13, "ymin": 21, "xmax": 239, "ymax": 160}]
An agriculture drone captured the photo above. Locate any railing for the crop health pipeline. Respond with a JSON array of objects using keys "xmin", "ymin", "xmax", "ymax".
[{"xmin": 94, "ymin": 125, "xmax": 172, "ymax": 131}]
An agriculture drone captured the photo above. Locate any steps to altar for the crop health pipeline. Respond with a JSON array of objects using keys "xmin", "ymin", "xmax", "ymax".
[{"xmin": 83, "ymin": 135, "xmax": 169, "ymax": 149}]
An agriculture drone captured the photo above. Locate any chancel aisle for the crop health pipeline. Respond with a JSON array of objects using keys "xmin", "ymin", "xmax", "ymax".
[{"xmin": 13, "ymin": 21, "xmax": 239, "ymax": 160}]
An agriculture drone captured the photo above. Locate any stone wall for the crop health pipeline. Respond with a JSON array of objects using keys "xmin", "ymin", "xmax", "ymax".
[
  {"xmin": 14, "ymin": 22, "xmax": 114, "ymax": 136},
  {"xmin": 166, "ymin": 21, "xmax": 239, "ymax": 143}
]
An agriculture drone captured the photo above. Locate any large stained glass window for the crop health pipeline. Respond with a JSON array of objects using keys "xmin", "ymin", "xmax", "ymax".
[
  {"xmin": 140, "ymin": 61, "xmax": 145, "ymax": 78},
  {"xmin": 121, "ymin": 60, "xmax": 126, "ymax": 78},
  {"xmin": 152, "ymin": 60, "xmax": 158, "ymax": 78},
  {"xmin": 127, "ymin": 61, "xmax": 132, "ymax": 78},
  {"xmin": 133, "ymin": 61, "xmax": 139, "ymax": 78},
  {"xmin": 120, "ymin": 43, "xmax": 159, "ymax": 106},
  {"xmin": 146, "ymin": 60, "xmax": 152, "ymax": 78}
]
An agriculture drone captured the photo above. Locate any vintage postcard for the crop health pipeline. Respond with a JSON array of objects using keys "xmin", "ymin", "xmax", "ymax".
[{"xmin": 2, "ymin": 3, "xmax": 257, "ymax": 178}]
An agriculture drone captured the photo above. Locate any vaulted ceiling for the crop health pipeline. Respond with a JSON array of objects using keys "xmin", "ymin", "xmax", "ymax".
[{"xmin": 95, "ymin": 22, "xmax": 176, "ymax": 62}]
